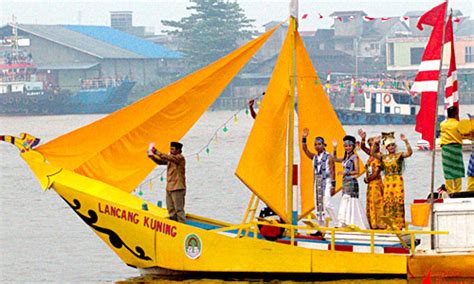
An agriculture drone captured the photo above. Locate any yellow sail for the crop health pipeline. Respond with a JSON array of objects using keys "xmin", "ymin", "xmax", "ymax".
[
  {"xmin": 35, "ymin": 26, "xmax": 280, "ymax": 192},
  {"xmin": 295, "ymin": 32, "xmax": 364, "ymax": 218},
  {"xmin": 235, "ymin": 28, "xmax": 292, "ymax": 223}
]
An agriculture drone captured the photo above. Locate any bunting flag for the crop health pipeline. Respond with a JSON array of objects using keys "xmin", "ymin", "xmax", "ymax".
[
  {"xmin": 444, "ymin": 15, "xmax": 459, "ymax": 110},
  {"xmin": 363, "ymin": 16, "xmax": 376, "ymax": 21},
  {"xmin": 410, "ymin": 2, "xmax": 447, "ymax": 149},
  {"xmin": 381, "ymin": 17, "xmax": 392, "ymax": 22},
  {"xmin": 400, "ymin": 16, "xmax": 409, "ymax": 25}
]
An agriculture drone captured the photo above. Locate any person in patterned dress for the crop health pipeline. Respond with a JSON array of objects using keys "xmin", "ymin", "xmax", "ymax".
[
  {"xmin": 373, "ymin": 132, "xmax": 412, "ymax": 230},
  {"xmin": 302, "ymin": 128, "xmax": 336, "ymax": 227},
  {"xmin": 333, "ymin": 135, "xmax": 369, "ymax": 229},
  {"xmin": 358, "ymin": 129, "xmax": 385, "ymax": 229}
]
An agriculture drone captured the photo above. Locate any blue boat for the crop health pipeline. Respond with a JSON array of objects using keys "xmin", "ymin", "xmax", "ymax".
[{"xmin": 0, "ymin": 58, "xmax": 136, "ymax": 115}]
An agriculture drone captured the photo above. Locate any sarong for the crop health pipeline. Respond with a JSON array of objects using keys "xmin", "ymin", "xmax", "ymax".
[{"xmin": 441, "ymin": 143, "xmax": 465, "ymax": 179}]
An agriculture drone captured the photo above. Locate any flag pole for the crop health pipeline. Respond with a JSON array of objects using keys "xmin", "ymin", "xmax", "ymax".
[
  {"xmin": 430, "ymin": 0, "xmax": 449, "ymax": 250},
  {"xmin": 287, "ymin": 0, "xmax": 298, "ymax": 227}
]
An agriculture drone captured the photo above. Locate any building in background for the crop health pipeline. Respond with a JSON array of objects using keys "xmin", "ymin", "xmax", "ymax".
[{"xmin": 0, "ymin": 23, "xmax": 181, "ymax": 93}]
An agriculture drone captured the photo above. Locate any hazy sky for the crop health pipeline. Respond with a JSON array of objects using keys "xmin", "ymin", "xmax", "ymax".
[{"xmin": 1, "ymin": 0, "xmax": 472, "ymax": 33}]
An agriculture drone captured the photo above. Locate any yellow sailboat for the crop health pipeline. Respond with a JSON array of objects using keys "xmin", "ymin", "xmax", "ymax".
[{"xmin": 2, "ymin": 1, "xmax": 473, "ymax": 279}]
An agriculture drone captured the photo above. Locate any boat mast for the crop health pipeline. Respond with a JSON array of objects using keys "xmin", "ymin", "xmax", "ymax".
[
  {"xmin": 429, "ymin": 0, "xmax": 449, "ymax": 249},
  {"xmin": 287, "ymin": 0, "xmax": 298, "ymax": 225}
]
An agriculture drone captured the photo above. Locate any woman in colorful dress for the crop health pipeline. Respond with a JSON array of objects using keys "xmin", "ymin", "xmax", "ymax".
[
  {"xmin": 333, "ymin": 135, "xmax": 369, "ymax": 229},
  {"xmin": 373, "ymin": 132, "xmax": 412, "ymax": 230},
  {"xmin": 358, "ymin": 129, "xmax": 385, "ymax": 229}
]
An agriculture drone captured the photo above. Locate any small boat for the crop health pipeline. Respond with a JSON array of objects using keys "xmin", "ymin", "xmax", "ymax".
[{"xmin": 1, "ymin": 1, "xmax": 473, "ymax": 280}]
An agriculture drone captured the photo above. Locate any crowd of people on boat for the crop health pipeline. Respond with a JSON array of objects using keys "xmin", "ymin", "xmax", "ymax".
[
  {"xmin": 301, "ymin": 128, "xmax": 412, "ymax": 230},
  {"xmin": 299, "ymin": 105, "xmax": 473, "ymax": 231}
]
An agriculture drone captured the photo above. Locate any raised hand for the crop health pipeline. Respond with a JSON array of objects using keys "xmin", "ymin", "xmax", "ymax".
[
  {"xmin": 332, "ymin": 139, "xmax": 338, "ymax": 148},
  {"xmin": 303, "ymin": 128, "xmax": 309, "ymax": 138},
  {"xmin": 400, "ymin": 133, "xmax": 407, "ymax": 142},
  {"xmin": 248, "ymin": 99, "xmax": 254, "ymax": 107},
  {"xmin": 358, "ymin": 128, "xmax": 366, "ymax": 139}
]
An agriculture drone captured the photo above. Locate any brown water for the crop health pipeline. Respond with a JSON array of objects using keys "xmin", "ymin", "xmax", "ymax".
[{"xmin": 1, "ymin": 110, "xmax": 473, "ymax": 283}]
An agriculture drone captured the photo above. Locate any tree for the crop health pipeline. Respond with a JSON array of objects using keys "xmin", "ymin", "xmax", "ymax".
[{"xmin": 162, "ymin": 0, "xmax": 255, "ymax": 73}]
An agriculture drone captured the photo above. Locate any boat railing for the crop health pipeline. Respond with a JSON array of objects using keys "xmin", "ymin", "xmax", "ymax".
[{"xmin": 210, "ymin": 221, "xmax": 448, "ymax": 255}]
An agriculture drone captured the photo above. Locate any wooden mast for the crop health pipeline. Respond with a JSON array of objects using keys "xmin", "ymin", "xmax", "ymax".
[
  {"xmin": 429, "ymin": 0, "xmax": 449, "ymax": 249},
  {"xmin": 287, "ymin": 0, "xmax": 298, "ymax": 225}
]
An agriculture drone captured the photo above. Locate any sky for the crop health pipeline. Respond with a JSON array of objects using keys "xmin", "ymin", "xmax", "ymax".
[{"xmin": 1, "ymin": 0, "xmax": 472, "ymax": 33}]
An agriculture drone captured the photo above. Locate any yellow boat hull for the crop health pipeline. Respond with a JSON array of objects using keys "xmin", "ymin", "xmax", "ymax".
[{"xmin": 20, "ymin": 150, "xmax": 474, "ymax": 278}]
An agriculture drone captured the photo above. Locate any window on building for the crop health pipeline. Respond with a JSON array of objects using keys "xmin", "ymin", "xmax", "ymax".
[
  {"xmin": 388, "ymin": 43, "xmax": 394, "ymax": 65},
  {"xmin": 410, "ymin": 47, "xmax": 424, "ymax": 65},
  {"xmin": 466, "ymin": 46, "xmax": 474, "ymax": 63},
  {"xmin": 370, "ymin": 43, "xmax": 379, "ymax": 50}
]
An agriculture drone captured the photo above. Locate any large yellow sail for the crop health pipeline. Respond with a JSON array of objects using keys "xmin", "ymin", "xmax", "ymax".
[
  {"xmin": 295, "ymin": 32, "xmax": 364, "ymax": 218},
  {"xmin": 36, "ymin": 26, "xmax": 279, "ymax": 192},
  {"xmin": 235, "ymin": 28, "xmax": 292, "ymax": 223}
]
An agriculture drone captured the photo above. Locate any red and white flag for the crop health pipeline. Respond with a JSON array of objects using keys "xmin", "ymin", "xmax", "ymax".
[
  {"xmin": 302, "ymin": 13, "xmax": 308, "ymax": 20},
  {"xmin": 410, "ymin": 2, "xmax": 447, "ymax": 149},
  {"xmin": 318, "ymin": 13, "xmax": 324, "ymax": 19},
  {"xmin": 334, "ymin": 16, "xmax": 343, "ymax": 21},
  {"xmin": 444, "ymin": 15, "xmax": 459, "ymax": 109},
  {"xmin": 363, "ymin": 16, "xmax": 376, "ymax": 21},
  {"xmin": 349, "ymin": 16, "xmax": 355, "ymax": 21},
  {"xmin": 381, "ymin": 17, "xmax": 392, "ymax": 22},
  {"xmin": 453, "ymin": 16, "xmax": 461, "ymax": 23}
]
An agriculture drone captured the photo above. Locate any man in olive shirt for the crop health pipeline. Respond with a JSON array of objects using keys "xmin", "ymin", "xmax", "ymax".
[
  {"xmin": 440, "ymin": 106, "xmax": 465, "ymax": 193},
  {"xmin": 148, "ymin": 142, "xmax": 187, "ymax": 223}
]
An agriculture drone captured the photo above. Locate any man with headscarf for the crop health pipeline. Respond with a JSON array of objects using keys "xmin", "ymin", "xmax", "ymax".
[
  {"xmin": 302, "ymin": 128, "xmax": 336, "ymax": 227},
  {"xmin": 148, "ymin": 142, "xmax": 187, "ymax": 223}
]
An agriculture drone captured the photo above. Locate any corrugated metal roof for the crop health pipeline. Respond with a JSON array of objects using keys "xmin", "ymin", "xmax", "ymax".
[
  {"xmin": 12, "ymin": 24, "xmax": 180, "ymax": 59},
  {"xmin": 15, "ymin": 24, "xmax": 141, "ymax": 59},
  {"xmin": 63, "ymin": 25, "xmax": 180, "ymax": 59}
]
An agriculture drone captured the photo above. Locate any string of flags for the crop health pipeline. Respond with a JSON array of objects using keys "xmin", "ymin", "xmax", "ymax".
[
  {"xmin": 136, "ymin": 93, "xmax": 264, "ymax": 196},
  {"xmin": 300, "ymin": 13, "xmax": 464, "ymax": 24}
]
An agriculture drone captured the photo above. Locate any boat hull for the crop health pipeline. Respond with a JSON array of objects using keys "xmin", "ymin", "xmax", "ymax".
[
  {"xmin": 17, "ymin": 150, "xmax": 474, "ymax": 279},
  {"xmin": 0, "ymin": 81, "xmax": 135, "ymax": 115}
]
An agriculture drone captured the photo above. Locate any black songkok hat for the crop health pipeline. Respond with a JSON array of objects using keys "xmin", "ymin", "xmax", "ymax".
[{"xmin": 170, "ymin": 141, "xmax": 183, "ymax": 150}]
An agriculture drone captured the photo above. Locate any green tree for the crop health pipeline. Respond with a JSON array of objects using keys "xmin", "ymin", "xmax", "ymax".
[{"xmin": 162, "ymin": 0, "xmax": 255, "ymax": 73}]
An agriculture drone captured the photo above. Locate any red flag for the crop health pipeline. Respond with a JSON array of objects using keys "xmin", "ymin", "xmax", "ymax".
[
  {"xmin": 417, "ymin": 2, "xmax": 447, "ymax": 30},
  {"xmin": 381, "ymin": 17, "xmax": 392, "ymax": 22},
  {"xmin": 318, "ymin": 13, "xmax": 324, "ymax": 19},
  {"xmin": 302, "ymin": 14, "xmax": 308, "ymax": 20},
  {"xmin": 363, "ymin": 16, "xmax": 376, "ymax": 21},
  {"xmin": 411, "ymin": 2, "xmax": 447, "ymax": 149},
  {"xmin": 444, "ymin": 15, "xmax": 459, "ymax": 110}
]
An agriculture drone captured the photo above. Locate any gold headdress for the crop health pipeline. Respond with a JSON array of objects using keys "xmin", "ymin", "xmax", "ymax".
[{"xmin": 381, "ymin": 131, "xmax": 396, "ymax": 147}]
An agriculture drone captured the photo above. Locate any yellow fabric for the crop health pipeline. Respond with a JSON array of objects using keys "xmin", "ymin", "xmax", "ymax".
[
  {"xmin": 365, "ymin": 157, "xmax": 385, "ymax": 229},
  {"xmin": 440, "ymin": 118, "xmax": 463, "ymax": 145},
  {"xmin": 295, "ymin": 32, "xmax": 364, "ymax": 218},
  {"xmin": 36, "ymin": 26, "xmax": 279, "ymax": 193},
  {"xmin": 382, "ymin": 153, "xmax": 405, "ymax": 230},
  {"xmin": 457, "ymin": 118, "xmax": 473, "ymax": 136},
  {"xmin": 235, "ymin": 27, "xmax": 292, "ymax": 223},
  {"xmin": 468, "ymin": 176, "xmax": 474, "ymax": 191},
  {"xmin": 445, "ymin": 178, "xmax": 462, "ymax": 193}
]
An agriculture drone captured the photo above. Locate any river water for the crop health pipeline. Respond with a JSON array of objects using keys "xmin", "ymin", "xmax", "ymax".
[{"xmin": 0, "ymin": 109, "xmax": 473, "ymax": 283}]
